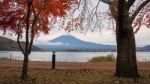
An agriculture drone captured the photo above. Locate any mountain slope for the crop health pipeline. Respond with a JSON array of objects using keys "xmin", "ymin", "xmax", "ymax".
[
  {"xmin": 37, "ymin": 35, "xmax": 116, "ymax": 51},
  {"xmin": 0, "ymin": 36, "xmax": 43, "ymax": 51},
  {"xmin": 137, "ymin": 45, "xmax": 150, "ymax": 52}
]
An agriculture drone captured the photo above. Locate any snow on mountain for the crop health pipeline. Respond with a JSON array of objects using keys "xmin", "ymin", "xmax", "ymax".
[{"xmin": 36, "ymin": 35, "xmax": 116, "ymax": 51}]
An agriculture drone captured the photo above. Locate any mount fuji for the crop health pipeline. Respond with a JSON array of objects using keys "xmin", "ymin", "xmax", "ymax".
[{"xmin": 36, "ymin": 35, "xmax": 116, "ymax": 51}]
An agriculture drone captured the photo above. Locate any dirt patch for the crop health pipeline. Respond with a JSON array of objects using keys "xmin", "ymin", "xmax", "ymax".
[{"xmin": 0, "ymin": 60, "xmax": 150, "ymax": 70}]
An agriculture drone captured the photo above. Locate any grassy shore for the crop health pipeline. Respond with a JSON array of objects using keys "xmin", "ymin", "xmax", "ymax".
[
  {"xmin": 0, "ymin": 57, "xmax": 13, "ymax": 61},
  {"xmin": 88, "ymin": 54, "xmax": 116, "ymax": 62},
  {"xmin": 0, "ymin": 67, "xmax": 150, "ymax": 84}
]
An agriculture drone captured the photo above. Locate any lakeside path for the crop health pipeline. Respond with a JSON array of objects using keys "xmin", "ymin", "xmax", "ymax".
[{"xmin": 0, "ymin": 60, "xmax": 150, "ymax": 70}]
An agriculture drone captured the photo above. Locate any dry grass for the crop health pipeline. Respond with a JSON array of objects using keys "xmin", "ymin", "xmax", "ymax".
[
  {"xmin": 0, "ymin": 67, "xmax": 150, "ymax": 84},
  {"xmin": 88, "ymin": 54, "xmax": 116, "ymax": 62},
  {"xmin": 0, "ymin": 57, "xmax": 13, "ymax": 61}
]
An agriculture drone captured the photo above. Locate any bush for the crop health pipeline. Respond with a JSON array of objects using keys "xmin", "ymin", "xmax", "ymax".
[{"xmin": 88, "ymin": 53, "xmax": 116, "ymax": 62}]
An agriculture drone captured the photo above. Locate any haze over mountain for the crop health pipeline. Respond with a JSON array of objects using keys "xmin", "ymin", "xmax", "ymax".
[
  {"xmin": 0, "ymin": 36, "xmax": 42, "ymax": 51},
  {"xmin": 37, "ymin": 35, "xmax": 117, "ymax": 51},
  {"xmin": 137, "ymin": 45, "xmax": 150, "ymax": 52},
  {"xmin": 0, "ymin": 35, "xmax": 149, "ymax": 52}
]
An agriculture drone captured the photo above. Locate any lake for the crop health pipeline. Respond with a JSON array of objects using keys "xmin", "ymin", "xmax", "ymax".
[{"xmin": 0, "ymin": 51, "xmax": 150, "ymax": 62}]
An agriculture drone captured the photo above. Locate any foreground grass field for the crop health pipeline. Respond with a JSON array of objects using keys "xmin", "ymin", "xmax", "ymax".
[{"xmin": 0, "ymin": 67, "xmax": 150, "ymax": 84}]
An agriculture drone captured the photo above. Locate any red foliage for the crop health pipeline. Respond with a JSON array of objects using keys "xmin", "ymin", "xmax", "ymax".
[
  {"xmin": 131, "ymin": 2, "xmax": 150, "ymax": 31},
  {"xmin": 0, "ymin": 0, "xmax": 75, "ymax": 36},
  {"xmin": 0, "ymin": 1, "xmax": 25, "ymax": 33}
]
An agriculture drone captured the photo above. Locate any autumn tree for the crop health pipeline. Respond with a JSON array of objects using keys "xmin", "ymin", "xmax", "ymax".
[
  {"xmin": 67, "ymin": 0, "xmax": 150, "ymax": 77},
  {"xmin": 106, "ymin": 0, "xmax": 149, "ymax": 78},
  {"xmin": 0, "ymin": 0, "xmax": 76, "ymax": 80}
]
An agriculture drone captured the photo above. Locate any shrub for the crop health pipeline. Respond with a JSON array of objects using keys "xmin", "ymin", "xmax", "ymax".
[{"xmin": 88, "ymin": 53, "xmax": 116, "ymax": 62}]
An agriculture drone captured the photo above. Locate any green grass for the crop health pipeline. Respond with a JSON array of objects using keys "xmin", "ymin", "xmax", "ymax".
[
  {"xmin": 0, "ymin": 67, "xmax": 150, "ymax": 84},
  {"xmin": 88, "ymin": 54, "xmax": 116, "ymax": 62}
]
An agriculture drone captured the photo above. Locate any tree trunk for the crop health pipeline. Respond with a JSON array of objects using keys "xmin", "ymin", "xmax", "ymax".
[
  {"xmin": 115, "ymin": 29, "xmax": 139, "ymax": 77},
  {"xmin": 115, "ymin": 13, "xmax": 139, "ymax": 78},
  {"xmin": 21, "ymin": 54, "xmax": 29, "ymax": 80},
  {"xmin": 115, "ymin": 0, "xmax": 139, "ymax": 78}
]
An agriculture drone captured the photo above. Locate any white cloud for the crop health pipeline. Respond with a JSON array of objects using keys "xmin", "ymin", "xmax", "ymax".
[
  {"xmin": 34, "ymin": 41, "xmax": 68, "ymax": 46},
  {"xmin": 33, "ymin": 29, "xmax": 116, "ymax": 45},
  {"xmin": 135, "ymin": 26, "xmax": 150, "ymax": 46}
]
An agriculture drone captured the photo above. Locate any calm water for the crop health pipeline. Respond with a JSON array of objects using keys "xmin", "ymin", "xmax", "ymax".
[{"xmin": 0, "ymin": 51, "xmax": 150, "ymax": 62}]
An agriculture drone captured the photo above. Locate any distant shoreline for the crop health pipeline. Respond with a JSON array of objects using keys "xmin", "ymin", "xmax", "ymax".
[{"xmin": 0, "ymin": 50, "xmax": 150, "ymax": 52}]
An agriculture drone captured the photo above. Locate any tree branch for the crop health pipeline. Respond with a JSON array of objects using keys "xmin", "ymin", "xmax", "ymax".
[
  {"xmin": 28, "ymin": 17, "xmax": 37, "ymax": 55},
  {"xmin": 28, "ymin": 27, "xmax": 35, "ymax": 55},
  {"xmin": 131, "ymin": 0, "xmax": 150, "ymax": 22},
  {"xmin": 17, "ymin": 30, "xmax": 25, "ymax": 55},
  {"xmin": 109, "ymin": 5, "xmax": 117, "ymax": 21},
  {"xmin": 101, "ymin": 0, "xmax": 113, "ymax": 5},
  {"xmin": 28, "ymin": 3, "xmax": 39, "ymax": 55},
  {"xmin": 25, "ymin": 0, "xmax": 32, "ymax": 55},
  {"xmin": 126, "ymin": 0, "xmax": 135, "ymax": 10},
  {"xmin": 108, "ymin": 0, "xmax": 118, "ymax": 21},
  {"xmin": 16, "ymin": 16, "xmax": 25, "ymax": 55}
]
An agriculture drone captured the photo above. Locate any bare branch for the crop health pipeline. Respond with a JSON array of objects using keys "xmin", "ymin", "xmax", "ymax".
[
  {"xmin": 25, "ymin": 0, "xmax": 32, "ymax": 55},
  {"xmin": 131, "ymin": 0, "xmax": 150, "ymax": 22},
  {"xmin": 66, "ymin": 0, "xmax": 116, "ymax": 32},
  {"xmin": 101, "ymin": 0, "xmax": 113, "ymax": 5},
  {"xmin": 28, "ymin": 3, "xmax": 39, "ymax": 54},
  {"xmin": 16, "ymin": 16, "xmax": 25, "ymax": 55},
  {"xmin": 17, "ymin": 31, "xmax": 25, "ymax": 55},
  {"xmin": 109, "ymin": 0, "xmax": 118, "ymax": 21},
  {"xmin": 28, "ymin": 17, "xmax": 37, "ymax": 55}
]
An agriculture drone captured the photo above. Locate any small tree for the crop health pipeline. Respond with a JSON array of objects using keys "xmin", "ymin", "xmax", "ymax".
[{"xmin": 0, "ymin": 0, "xmax": 76, "ymax": 80}]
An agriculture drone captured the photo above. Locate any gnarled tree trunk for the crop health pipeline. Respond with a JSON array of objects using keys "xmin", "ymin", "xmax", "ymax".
[
  {"xmin": 115, "ymin": 24, "xmax": 139, "ymax": 77},
  {"xmin": 115, "ymin": 1, "xmax": 139, "ymax": 77}
]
